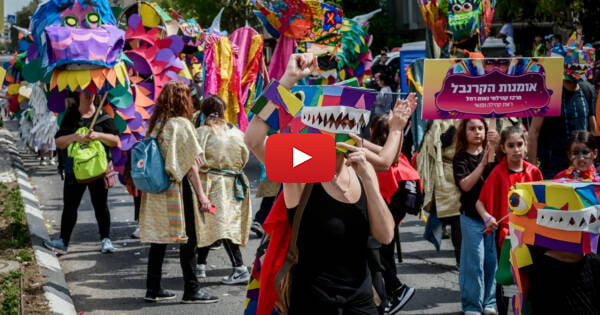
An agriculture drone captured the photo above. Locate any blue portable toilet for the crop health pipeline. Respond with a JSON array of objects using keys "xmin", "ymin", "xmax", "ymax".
[{"xmin": 399, "ymin": 41, "xmax": 426, "ymax": 94}]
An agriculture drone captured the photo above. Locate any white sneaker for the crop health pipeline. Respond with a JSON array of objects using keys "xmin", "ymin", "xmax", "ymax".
[
  {"xmin": 198, "ymin": 264, "xmax": 207, "ymax": 278},
  {"xmin": 464, "ymin": 311, "xmax": 482, "ymax": 315},
  {"xmin": 49, "ymin": 158, "xmax": 56, "ymax": 166},
  {"xmin": 130, "ymin": 227, "xmax": 140, "ymax": 239},
  {"xmin": 221, "ymin": 266, "xmax": 250, "ymax": 285},
  {"xmin": 100, "ymin": 238, "xmax": 115, "ymax": 253},
  {"xmin": 483, "ymin": 307, "xmax": 498, "ymax": 315}
]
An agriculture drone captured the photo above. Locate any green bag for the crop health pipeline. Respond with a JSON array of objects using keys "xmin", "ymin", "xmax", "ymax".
[{"xmin": 68, "ymin": 126, "xmax": 107, "ymax": 183}]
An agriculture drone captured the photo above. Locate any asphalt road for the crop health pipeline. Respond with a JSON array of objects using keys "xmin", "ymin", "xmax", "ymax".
[{"xmin": 13, "ymin": 121, "xmax": 463, "ymax": 314}]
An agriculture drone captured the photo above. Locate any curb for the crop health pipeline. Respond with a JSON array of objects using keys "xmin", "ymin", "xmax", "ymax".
[{"xmin": 0, "ymin": 125, "xmax": 77, "ymax": 315}]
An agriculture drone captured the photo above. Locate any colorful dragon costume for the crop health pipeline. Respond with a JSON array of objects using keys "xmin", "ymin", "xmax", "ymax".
[{"xmin": 505, "ymin": 181, "xmax": 600, "ymax": 314}]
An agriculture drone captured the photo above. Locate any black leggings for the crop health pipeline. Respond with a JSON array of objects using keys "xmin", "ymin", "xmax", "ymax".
[
  {"xmin": 61, "ymin": 173, "xmax": 111, "ymax": 245},
  {"xmin": 380, "ymin": 229, "xmax": 403, "ymax": 296},
  {"xmin": 146, "ymin": 178, "xmax": 199, "ymax": 294},
  {"xmin": 197, "ymin": 239, "xmax": 244, "ymax": 267}
]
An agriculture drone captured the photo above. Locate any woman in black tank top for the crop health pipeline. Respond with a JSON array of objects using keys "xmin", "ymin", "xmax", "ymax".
[{"xmin": 245, "ymin": 53, "xmax": 415, "ymax": 314}]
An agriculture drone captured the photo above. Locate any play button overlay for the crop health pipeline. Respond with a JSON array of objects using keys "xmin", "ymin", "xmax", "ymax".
[
  {"xmin": 293, "ymin": 147, "xmax": 312, "ymax": 167},
  {"xmin": 265, "ymin": 134, "xmax": 335, "ymax": 183}
]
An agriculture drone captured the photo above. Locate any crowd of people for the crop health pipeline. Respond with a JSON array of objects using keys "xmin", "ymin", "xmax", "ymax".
[{"xmin": 27, "ymin": 29, "xmax": 599, "ymax": 315}]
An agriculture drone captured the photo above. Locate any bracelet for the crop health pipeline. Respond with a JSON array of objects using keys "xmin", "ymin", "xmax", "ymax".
[{"xmin": 484, "ymin": 216, "xmax": 493, "ymax": 224}]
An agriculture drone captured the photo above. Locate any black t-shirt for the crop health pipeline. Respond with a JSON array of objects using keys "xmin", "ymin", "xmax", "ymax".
[
  {"xmin": 288, "ymin": 183, "xmax": 373, "ymax": 312},
  {"xmin": 527, "ymin": 246, "xmax": 600, "ymax": 314},
  {"xmin": 55, "ymin": 106, "xmax": 119, "ymax": 169},
  {"xmin": 453, "ymin": 151, "xmax": 494, "ymax": 218},
  {"xmin": 55, "ymin": 106, "xmax": 119, "ymax": 139}
]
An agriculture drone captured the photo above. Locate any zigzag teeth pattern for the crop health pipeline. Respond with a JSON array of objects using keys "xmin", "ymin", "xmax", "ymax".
[
  {"xmin": 301, "ymin": 106, "xmax": 370, "ymax": 134},
  {"xmin": 536, "ymin": 206, "xmax": 600, "ymax": 233}
]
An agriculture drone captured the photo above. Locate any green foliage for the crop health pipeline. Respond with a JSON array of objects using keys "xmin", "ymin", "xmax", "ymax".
[
  {"xmin": 2, "ymin": 187, "xmax": 30, "ymax": 249},
  {"xmin": 156, "ymin": 0, "xmax": 257, "ymax": 33},
  {"xmin": 0, "ymin": 271, "xmax": 22, "ymax": 314},
  {"xmin": 16, "ymin": 249, "xmax": 33, "ymax": 263}
]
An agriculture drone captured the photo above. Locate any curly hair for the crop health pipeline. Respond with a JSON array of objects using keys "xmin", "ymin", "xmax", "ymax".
[{"xmin": 148, "ymin": 81, "xmax": 193, "ymax": 136}]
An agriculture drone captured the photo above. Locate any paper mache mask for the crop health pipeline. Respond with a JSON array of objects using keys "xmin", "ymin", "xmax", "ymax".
[
  {"xmin": 505, "ymin": 180, "xmax": 600, "ymax": 314},
  {"xmin": 418, "ymin": 0, "xmax": 494, "ymax": 54},
  {"xmin": 250, "ymin": 81, "xmax": 376, "ymax": 149},
  {"xmin": 507, "ymin": 181, "xmax": 600, "ymax": 255},
  {"xmin": 32, "ymin": 0, "xmax": 125, "ymax": 72},
  {"xmin": 563, "ymin": 39, "xmax": 595, "ymax": 81}
]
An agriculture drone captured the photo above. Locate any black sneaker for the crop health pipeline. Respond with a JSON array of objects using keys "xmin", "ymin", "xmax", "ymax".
[
  {"xmin": 182, "ymin": 290, "xmax": 219, "ymax": 304},
  {"xmin": 144, "ymin": 289, "xmax": 176, "ymax": 302},
  {"xmin": 251, "ymin": 221, "xmax": 265, "ymax": 238},
  {"xmin": 386, "ymin": 285, "xmax": 415, "ymax": 314}
]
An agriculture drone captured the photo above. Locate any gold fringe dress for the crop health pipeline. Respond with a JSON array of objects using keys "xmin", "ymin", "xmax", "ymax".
[{"xmin": 196, "ymin": 123, "xmax": 252, "ymax": 247}]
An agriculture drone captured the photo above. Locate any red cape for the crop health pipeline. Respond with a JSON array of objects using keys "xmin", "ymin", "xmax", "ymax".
[
  {"xmin": 376, "ymin": 154, "xmax": 422, "ymax": 203},
  {"xmin": 478, "ymin": 157, "xmax": 543, "ymax": 246},
  {"xmin": 257, "ymin": 194, "xmax": 289, "ymax": 315}
]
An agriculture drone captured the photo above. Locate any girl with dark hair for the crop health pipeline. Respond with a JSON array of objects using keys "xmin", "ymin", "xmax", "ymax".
[
  {"xmin": 476, "ymin": 126, "xmax": 543, "ymax": 315},
  {"xmin": 194, "ymin": 95, "xmax": 252, "ymax": 285},
  {"xmin": 140, "ymin": 81, "xmax": 219, "ymax": 303},
  {"xmin": 452, "ymin": 119, "xmax": 498, "ymax": 315},
  {"xmin": 554, "ymin": 130, "xmax": 600, "ymax": 181}
]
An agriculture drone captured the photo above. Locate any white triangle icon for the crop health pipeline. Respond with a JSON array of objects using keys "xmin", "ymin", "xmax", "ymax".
[{"xmin": 293, "ymin": 147, "xmax": 312, "ymax": 168}]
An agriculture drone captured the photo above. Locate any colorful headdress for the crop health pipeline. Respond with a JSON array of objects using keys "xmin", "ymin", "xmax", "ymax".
[
  {"xmin": 562, "ymin": 32, "xmax": 595, "ymax": 81},
  {"xmin": 252, "ymin": 0, "xmax": 343, "ymax": 42},
  {"xmin": 418, "ymin": 0, "xmax": 495, "ymax": 56}
]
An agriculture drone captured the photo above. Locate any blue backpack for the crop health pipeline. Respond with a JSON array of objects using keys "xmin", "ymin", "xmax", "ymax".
[{"xmin": 131, "ymin": 129, "xmax": 170, "ymax": 193}]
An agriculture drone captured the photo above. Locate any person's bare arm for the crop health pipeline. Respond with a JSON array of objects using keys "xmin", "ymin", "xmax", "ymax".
[
  {"xmin": 88, "ymin": 131, "xmax": 120, "ymax": 148},
  {"xmin": 476, "ymin": 200, "xmax": 498, "ymax": 233},
  {"xmin": 527, "ymin": 117, "xmax": 543, "ymax": 164},
  {"xmin": 589, "ymin": 116, "xmax": 597, "ymax": 136},
  {"xmin": 187, "ymin": 157, "xmax": 211, "ymax": 212},
  {"xmin": 346, "ymin": 150, "xmax": 394, "ymax": 244},
  {"xmin": 246, "ymin": 53, "xmax": 318, "ymax": 208},
  {"xmin": 458, "ymin": 146, "xmax": 489, "ymax": 192},
  {"xmin": 339, "ymin": 94, "xmax": 416, "ymax": 172},
  {"xmin": 244, "ymin": 117, "xmax": 269, "ymax": 164},
  {"xmin": 55, "ymin": 133, "xmax": 87, "ymax": 150}
]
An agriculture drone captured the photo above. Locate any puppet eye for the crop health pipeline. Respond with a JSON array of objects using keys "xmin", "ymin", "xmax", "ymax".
[
  {"xmin": 462, "ymin": 2, "xmax": 473, "ymax": 12},
  {"xmin": 293, "ymin": 91, "xmax": 305, "ymax": 102},
  {"xmin": 86, "ymin": 13, "xmax": 101, "ymax": 28},
  {"xmin": 508, "ymin": 190, "xmax": 532, "ymax": 215},
  {"xmin": 452, "ymin": 4, "xmax": 463, "ymax": 13},
  {"xmin": 63, "ymin": 16, "xmax": 79, "ymax": 27}
]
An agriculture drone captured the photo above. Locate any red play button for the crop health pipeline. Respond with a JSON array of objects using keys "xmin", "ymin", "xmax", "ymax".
[{"xmin": 265, "ymin": 134, "xmax": 336, "ymax": 183}]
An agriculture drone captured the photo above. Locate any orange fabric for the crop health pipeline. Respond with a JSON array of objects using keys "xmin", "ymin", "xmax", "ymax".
[{"xmin": 509, "ymin": 214, "xmax": 582, "ymax": 244}]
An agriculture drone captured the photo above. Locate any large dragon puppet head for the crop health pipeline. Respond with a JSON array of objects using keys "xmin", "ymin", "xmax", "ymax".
[
  {"xmin": 418, "ymin": 0, "xmax": 495, "ymax": 56},
  {"xmin": 31, "ymin": 0, "xmax": 124, "ymax": 72},
  {"xmin": 30, "ymin": 0, "xmax": 129, "ymax": 113}
]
